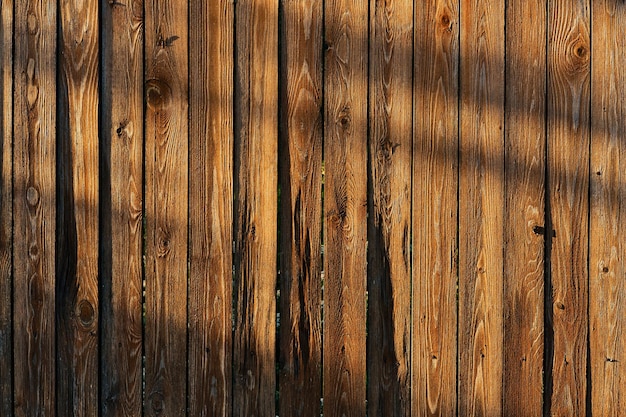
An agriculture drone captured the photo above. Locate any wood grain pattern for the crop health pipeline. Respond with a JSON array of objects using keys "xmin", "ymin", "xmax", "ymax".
[
  {"xmin": 144, "ymin": 0, "xmax": 188, "ymax": 415},
  {"xmin": 412, "ymin": 0, "xmax": 459, "ymax": 415},
  {"xmin": 322, "ymin": 1, "xmax": 368, "ymax": 416},
  {"xmin": 233, "ymin": 0, "xmax": 278, "ymax": 415},
  {"xmin": 458, "ymin": 0, "xmax": 504, "ymax": 415},
  {"xmin": 188, "ymin": 0, "xmax": 233, "ymax": 415},
  {"xmin": 13, "ymin": 0, "xmax": 56, "ymax": 415},
  {"xmin": 278, "ymin": 0, "xmax": 323, "ymax": 415},
  {"xmin": 547, "ymin": 0, "xmax": 590, "ymax": 414},
  {"xmin": 99, "ymin": 0, "xmax": 143, "ymax": 416},
  {"xmin": 503, "ymin": 0, "xmax": 547, "ymax": 415},
  {"xmin": 590, "ymin": 1, "xmax": 626, "ymax": 415},
  {"xmin": 367, "ymin": 0, "xmax": 412, "ymax": 415}
]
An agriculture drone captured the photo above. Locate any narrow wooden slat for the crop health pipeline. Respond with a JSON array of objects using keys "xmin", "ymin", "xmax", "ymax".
[
  {"xmin": 233, "ymin": 0, "xmax": 278, "ymax": 415},
  {"xmin": 590, "ymin": 0, "xmax": 626, "ymax": 414},
  {"xmin": 322, "ymin": 1, "xmax": 368, "ymax": 415},
  {"xmin": 547, "ymin": 0, "xmax": 590, "ymax": 414},
  {"xmin": 12, "ymin": 0, "xmax": 56, "ymax": 414},
  {"xmin": 458, "ymin": 0, "xmax": 504, "ymax": 415},
  {"xmin": 367, "ymin": 0, "xmax": 412, "ymax": 415},
  {"xmin": 278, "ymin": 0, "xmax": 323, "ymax": 415},
  {"xmin": 188, "ymin": 0, "xmax": 233, "ymax": 415},
  {"xmin": 503, "ymin": 0, "xmax": 547, "ymax": 415},
  {"xmin": 99, "ymin": 0, "xmax": 143, "ymax": 416},
  {"xmin": 0, "ymin": 0, "xmax": 13, "ymax": 414},
  {"xmin": 412, "ymin": 0, "xmax": 459, "ymax": 415}
]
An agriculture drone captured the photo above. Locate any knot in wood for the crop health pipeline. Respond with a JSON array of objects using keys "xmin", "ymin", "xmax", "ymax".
[
  {"xmin": 157, "ymin": 230, "xmax": 171, "ymax": 257},
  {"xmin": 145, "ymin": 79, "xmax": 172, "ymax": 111},
  {"xmin": 26, "ymin": 186, "xmax": 40, "ymax": 206},
  {"xmin": 148, "ymin": 392, "xmax": 165, "ymax": 414},
  {"xmin": 27, "ymin": 13, "xmax": 38, "ymax": 34},
  {"xmin": 77, "ymin": 300, "xmax": 96, "ymax": 327}
]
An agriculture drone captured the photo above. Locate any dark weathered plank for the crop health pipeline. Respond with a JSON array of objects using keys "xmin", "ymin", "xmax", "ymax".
[
  {"xmin": 590, "ymin": 0, "xmax": 626, "ymax": 414},
  {"xmin": 278, "ymin": 0, "xmax": 323, "ymax": 415},
  {"xmin": 13, "ymin": 0, "xmax": 56, "ymax": 415},
  {"xmin": 143, "ymin": 0, "xmax": 188, "ymax": 415},
  {"xmin": 412, "ymin": 0, "xmax": 459, "ymax": 415},
  {"xmin": 99, "ymin": 0, "xmax": 143, "ymax": 416},
  {"xmin": 547, "ymin": 0, "xmax": 590, "ymax": 414},
  {"xmin": 503, "ymin": 0, "xmax": 547, "ymax": 415},
  {"xmin": 188, "ymin": 0, "xmax": 233, "ymax": 416},
  {"xmin": 322, "ymin": 1, "xmax": 368, "ymax": 416},
  {"xmin": 233, "ymin": 0, "xmax": 278, "ymax": 415},
  {"xmin": 367, "ymin": 0, "xmax": 412, "ymax": 415},
  {"xmin": 0, "ymin": 0, "xmax": 13, "ymax": 414},
  {"xmin": 458, "ymin": 0, "xmax": 504, "ymax": 415}
]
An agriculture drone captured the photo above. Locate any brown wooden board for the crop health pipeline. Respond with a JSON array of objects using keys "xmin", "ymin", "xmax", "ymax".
[
  {"xmin": 99, "ymin": 0, "xmax": 144, "ymax": 416},
  {"xmin": 412, "ymin": 0, "xmax": 459, "ymax": 415},
  {"xmin": 278, "ymin": 0, "xmax": 323, "ymax": 415},
  {"xmin": 143, "ymin": 0, "xmax": 188, "ymax": 415},
  {"xmin": 188, "ymin": 0, "xmax": 234, "ymax": 416}
]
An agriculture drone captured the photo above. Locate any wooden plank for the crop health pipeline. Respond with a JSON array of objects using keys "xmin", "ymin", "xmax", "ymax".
[
  {"xmin": 0, "ymin": 0, "xmax": 13, "ymax": 414},
  {"xmin": 188, "ymin": 0, "xmax": 233, "ymax": 416},
  {"xmin": 99, "ymin": 0, "xmax": 143, "ymax": 416},
  {"xmin": 502, "ymin": 0, "xmax": 547, "ymax": 415},
  {"xmin": 12, "ymin": 0, "xmax": 56, "ymax": 415},
  {"xmin": 322, "ymin": 0, "xmax": 368, "ymax": 415},
  {"xmin": 143, "ymin": 0, "xmax": 188, "ymax": 415},
  {"xmin": 367, "ymin": 0, "xmax": 412, "ymax": 415},
  {"xmin": 233, "ymin": 0, "xmax": 278, "ymax": 415},
  {"xmin": 412, "ymin": 0, "xmax": 459, "ymax": 415},
  {"xmin": 547, "ymin": 0, "xmax": 590, "ymax": 414},
  {"xmin": 590, "ymin": 0, "xmax": 626, "ymax": 414},
  {"xmin": 278, "ymin": 0, "xmax": 323, "ymax": 415},
  {"xmin": 458, "ymin": 0, "xmax": 504, "ymax": 415}
]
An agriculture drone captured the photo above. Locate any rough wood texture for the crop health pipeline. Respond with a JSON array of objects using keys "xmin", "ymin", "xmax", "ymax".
[
  {"xmin": 367, "ymin": 0, "xmax": 412, "ymax": 415},
  {"xmin": 99, "ymin": 0, "xmax": 143, "ymax": 416},
  {"xmin": 12, "ymin": 0, "xmax": 57, "ymax": 415},
  {"xmin": 188, "ymin": 0, "xmax": 233, "ymax": 416},
  {"xmin": 278, "ymin": 0, "xmax": 323, "ymax": 415},
  {"xmin": 547, "ymin": 0, "xmax": 590, "ymax": 414},
  {"xmin": 323, "ymin": 0, "xmax": 368, "ymax": 415},
  {"xmin": 233, "ymin": 1, "xmax": 278, "ymax": 415},
  {"xmin": 412, "ymin": 0, "xmax": 458, "ymax": 415},
  {"xmin": 458, "ymin": 0, "xmax": 504, "ymax": 415},
  {"xmin": 590, "ymin": 0, "xmax": 626, "ymax": 414},
  {"xmin": 503, "ymin": 0, "xmax": 547, "ymax": 415},
  {"xmin": 143, "ymin": 0, "xmax": 188, "ymax": 415}
]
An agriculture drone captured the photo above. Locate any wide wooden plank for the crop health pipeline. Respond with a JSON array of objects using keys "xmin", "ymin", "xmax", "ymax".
[
  {"xmin": 0, "ymin": 0, "xmax": 13, "ymax": 414},
  {"xmin": 278, "ymin": 0, "xmax": 323, "ymax": 415},
  {"xmin": 99, "ymin": 1, "xmax": 143, "ymax": 416},
  {"xmin": 12, "ymin": 0, "xmax": 56, "ymax": 415},
  {"xmin": 547, "ymin": 0, "xmax": 590, "ymax": 414},
  {"xmin": 412, "ymin": 0, "xmax": 459, "ymax": 415},
  {"xmin": 143, "ymin": 0, "xmax": 188, "ymax": 415},
  {"xmin": 503, "ymin": 0, "xmax": 547, "ymax": 415},
  {"xmin": 590, "ymin": 0, "xmax": 626, "ymax": 414},
  {"xmin": 367, "ymin": 0, "xmax": 412, "ymax": 415},
  {"xmin": 188, "ymin": 0, "xmax": 233, "ymax": 416},
  {"xmin": 458, "ymin": 0, "xmax": 504, "ymax": 415},
  {"xmin": 233, "ymin": 0, "xmax": 278, "ymax": 415},
  {"xmin": 322, "ymin": 1, "xmax": 368, "ymax": 416}
]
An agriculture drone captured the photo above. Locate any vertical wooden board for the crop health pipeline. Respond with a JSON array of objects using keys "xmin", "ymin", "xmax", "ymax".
[
  {"xmin": 99, "ymin": 0, "xmax": 143, "ymax": 416},
  {"xmin": 547, "ymin": 0, "xmax": 590, "ymax": 414},
  {"xmin": 503, "ymin": 0, "xmax": 546, "ymax": 415},
  {"xmin": 144, "ymin": 0, "xmax": 188, "ymax": 415},
  {"xmin": 12, "ymin": 0, "xmax": 56, "ymax": 415},
  {"xmin": 188, "ymin": 0, "xmax": 233, "ymax": 416},
  {"xmin": 322, "ymin": 0, "xmax": 368, "ymax": 416},
  {"xmin": 233, "ymin": 0, "xmax": 278, "ymax": 415},
  {"xmin": 367, "ymin": 0, "xmax": 412, "ymax": 415},
  {"xmin": 278, "ymin": 0, "xmax": 323, "ymax": 415},
  {"xmin": 458, "ymin": 0, "xmax": 504, "ymax": 415},
  {"xmin": 590, "ymin": 1, "xmax": 626, "ymax": 414},
  {"xmin": 412, "ymin": 0, "xmax": 458, "ymax": 415}
]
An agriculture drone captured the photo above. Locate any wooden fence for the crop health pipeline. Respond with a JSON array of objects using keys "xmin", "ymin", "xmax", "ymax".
[{"xmin": 0, "ymin": 0, "xmax": 625, "ymax": 416}]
